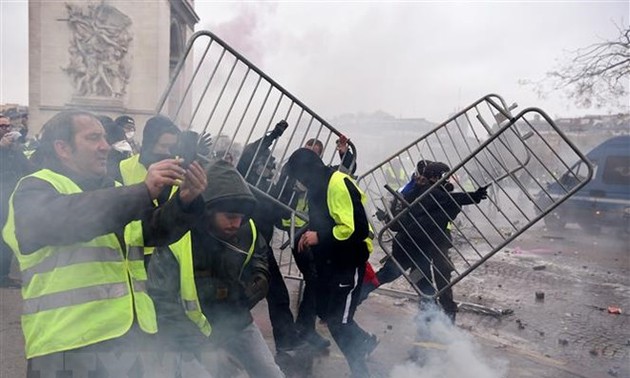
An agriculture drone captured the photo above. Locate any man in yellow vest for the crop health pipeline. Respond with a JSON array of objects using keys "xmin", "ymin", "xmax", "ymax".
[
  {"xmin": 118, "ymin": 115, "xmax": 181, "ymax": 266},
  {"xmin": 2, "ymin": 110, "xmax": 208, "ymax": 377},
  {"xmin": 147, "ymin": 160, "xmax": 284, "ymax": 378},
  {"xmin": 284, "ymin": 148, "xmax": 376, "ymax": 378},
  {"xmin": 117, "ymin": 114, "xmax": 179, "ymax": 189},
  {"xmin": 272, "ymin": 136, "xmax": 357, "ymax": 351}
]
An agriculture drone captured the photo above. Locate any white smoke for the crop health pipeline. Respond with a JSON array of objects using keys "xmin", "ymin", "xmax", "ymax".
[{"xmin": 390, "ymin": 306, "xmax": 508, "ymax": 378}]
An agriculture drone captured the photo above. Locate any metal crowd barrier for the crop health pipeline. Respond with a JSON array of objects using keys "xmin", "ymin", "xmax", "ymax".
[
  {"xmin": 357, "ymin": 95, "xmax": 593, "ymax": 299},
  {"xmin": 155, "ymin": 30, "xmax": 356, "ymax": 281}
]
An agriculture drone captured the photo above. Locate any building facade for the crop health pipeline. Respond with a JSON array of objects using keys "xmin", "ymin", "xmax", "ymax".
[{"xmin": 29, "ymin": 0, "xmax": 198, "ymax": 135}]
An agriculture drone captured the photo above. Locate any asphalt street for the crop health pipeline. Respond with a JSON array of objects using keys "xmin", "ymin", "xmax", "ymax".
[{"xmin": 1, "ymin": 222, "xmax": 628, "ymax": 377}]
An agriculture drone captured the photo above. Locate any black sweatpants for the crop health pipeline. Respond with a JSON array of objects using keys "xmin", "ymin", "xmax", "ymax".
[{"xmin": 318, "ymin": 263, "xmax": 371, "ymax": 375}]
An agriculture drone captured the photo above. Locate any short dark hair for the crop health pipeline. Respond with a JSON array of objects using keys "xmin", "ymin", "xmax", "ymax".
[
  {"xmin": 305, "ymin": 138, "xmax": 323, "ymax": 154},
  {"xmin": 31, "ymin": 110, "xmax": 99, "ymax": 167}
]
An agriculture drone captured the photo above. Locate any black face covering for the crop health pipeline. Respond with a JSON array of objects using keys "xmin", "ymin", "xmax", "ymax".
[
  {"xmin": 285, "ymin": 148, "xmax": 329, "ymax": 190},
  {"xmin": 139, "ymin": 151, "xmax": 172, "ymax": 168}
]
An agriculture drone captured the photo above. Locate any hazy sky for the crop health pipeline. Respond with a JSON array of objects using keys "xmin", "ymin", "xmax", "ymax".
[{"xmin": 1, "ymin": 1, "xmax": 628, "ymax": 123}]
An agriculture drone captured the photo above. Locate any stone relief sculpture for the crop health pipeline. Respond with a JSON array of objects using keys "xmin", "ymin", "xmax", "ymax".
[{"xmin": 63, "ymin": 2, "xmax": 133, "ymax": 98}]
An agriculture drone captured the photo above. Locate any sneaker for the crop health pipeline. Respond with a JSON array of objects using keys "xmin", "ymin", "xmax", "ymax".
[
  {"xmin": 0, "ymin": 277, "xmax": 21, "ymax": 289},
  {"xmin": 302, "ymin": 331, "xmax": 331, "ymax": 350},
  {"xmin": 276, "ymin": 338, "xmax": 310, "ymax": 354},
  {"xmin": 360, "ymin": 333, "xmax": 379, "ymax": 358}
]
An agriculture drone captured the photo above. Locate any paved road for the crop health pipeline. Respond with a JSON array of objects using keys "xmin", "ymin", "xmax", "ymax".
[{"xmin": 1, "ymin": 223, "xmax": 628, "ymax": 377}]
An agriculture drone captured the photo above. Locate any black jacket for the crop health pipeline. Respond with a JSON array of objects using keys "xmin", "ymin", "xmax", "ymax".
[
  {"xmin": 392, "ymin": 183, "xmax": 477, "ymax": 267},
  {"xmin": 285, "ymin": 148, "xmax": 370, "ymax": 269}
]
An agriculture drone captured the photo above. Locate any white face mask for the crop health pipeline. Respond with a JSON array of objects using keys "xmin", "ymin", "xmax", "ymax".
[
  {"xmin": 112, "ymin": 140, "xmax": 133, "ymax": 153},
  {"xmin": 125, "ymin": 131, "xmax": 135, "ymax": 140}
]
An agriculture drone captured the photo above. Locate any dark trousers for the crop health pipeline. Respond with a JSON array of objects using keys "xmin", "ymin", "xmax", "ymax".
[
  {"xmin": 291, "ymin": 246, "xmax": 320, "ymax": 334},
  {"xmin": 364, "ymin": 249, "xmax": 457, "ymax": 322},
  {"xmin": 319, "ymin": 264, "xmax": 371, "ymax": 376},
  {"xmin": 266, "ymin": 248, "xmax": 298, "ymax": 348}
]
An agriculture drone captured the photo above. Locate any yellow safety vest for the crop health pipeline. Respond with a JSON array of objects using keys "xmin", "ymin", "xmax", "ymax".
[
  {"xmin": 327, "ymin": 171, "xmax": 374, "ymax": 252},
  {"xmin": 119, "ymin": 155, "xmax": 177, "ymax": 255},
  {"xmin": 2, "ymin": 169, "xmax": 157, "ymax": 359},
  {"xmin": 385, "ymin": 165, "xmax": 406, "ymax": 187},
  {"xmin": 281, "ymin": 195, "xmax": 308, "ymax": 229},
  {"xmin": 167, "ymin": 219, "xmax": 258, "ymax": 336}
]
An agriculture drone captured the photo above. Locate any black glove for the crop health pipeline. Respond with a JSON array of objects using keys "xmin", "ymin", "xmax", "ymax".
[
  {"xmin": 269, "ymin": 120, "xmax": 288, "ymax": 139},
  {"xmin": 375, "ymin": 208, "xmax": 388, "ymax": 222},
  {"xmin": 244, "ymin": 273, "xmax": 269, "ymax": 309},
  {"xmin": 470, "ymin": 186, "xmax": 489, "ymax": 203},
  {"xmin": 197, "ymin": 132, "xmax": 212, "ymax": 157}
]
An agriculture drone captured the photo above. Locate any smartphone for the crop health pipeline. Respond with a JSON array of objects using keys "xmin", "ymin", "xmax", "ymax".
[{"xmin": 173, "ymin": 131, "xmax": 200, "ymax": 168}]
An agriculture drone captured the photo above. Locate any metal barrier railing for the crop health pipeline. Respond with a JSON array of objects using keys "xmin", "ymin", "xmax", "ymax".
[
  {"xmin": 155, "ymin": 30, "xmax": 359, "ymax": 279},
  {"xmin": 357, "ymin": 95, "xmax": 593, "ymax": 299}
]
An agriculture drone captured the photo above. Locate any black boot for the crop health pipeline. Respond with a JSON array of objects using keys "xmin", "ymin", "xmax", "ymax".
[{"xmin": 301, "ymin": 330, "xmax": 331, "ymax": 350}]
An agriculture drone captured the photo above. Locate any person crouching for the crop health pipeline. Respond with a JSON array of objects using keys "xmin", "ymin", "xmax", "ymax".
[{"xmin": 148, "ymin": 160, "xmax": 285, "ymax": 378}]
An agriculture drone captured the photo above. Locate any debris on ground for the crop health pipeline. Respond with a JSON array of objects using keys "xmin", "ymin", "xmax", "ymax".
[
  {"xmin": 457, "ymin": 301, "xmax": 513, "ymax": 316},
  {"xmin": 542, "ymin": 235, "xmax": 565, "ymax": 240},
  {"xmin": 558, "ymin": 338, "xmax": 569, "ymax": 346},
  {"xmin": 608, "ymin": 367, "xmax": 620, "ymax": 377},
  {"xmin": 515, "ymin": 319, "xmax": 526, "ymax": 330},
  {"xmin": 533, "ymin": 265, "xmax": 546, "ymax": 271},
  {"xmin": 607, "ymin": 306, "xmax": 622, "ymax": 314},
  {"xmin": 535, "ymin": 291, "xmax": 545, "ymax": 301}
]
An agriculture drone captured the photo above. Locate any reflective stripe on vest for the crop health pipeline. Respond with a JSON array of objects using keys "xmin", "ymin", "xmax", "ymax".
[
  {"xmin": 1, "ymin": 169, "xmax": 157, "ymax": 358},
  {"xmin": 327, "ymin": 171, "xmax": 374, "ymax": 253},
  {"xmin": 169, "ymin": 219, "xmax": 258, "ymax": 336},
  {"xmin": 20, "ymin": 246, "xmax": 120, "ymax": 288}
]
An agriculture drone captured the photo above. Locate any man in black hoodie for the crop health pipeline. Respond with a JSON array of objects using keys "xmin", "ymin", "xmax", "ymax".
[
  {"xmin": 284, "ymin": 148, "xmax": 376, "ymax": 378},
  {"xmin": 118, "ymin": 115, "xmax": 181, "ymax": 266}
]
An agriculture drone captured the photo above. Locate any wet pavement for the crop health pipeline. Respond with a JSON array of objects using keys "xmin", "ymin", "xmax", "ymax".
[{"xmin": 1, "ymin": 222, "xmax": 628, "ymax": 377}]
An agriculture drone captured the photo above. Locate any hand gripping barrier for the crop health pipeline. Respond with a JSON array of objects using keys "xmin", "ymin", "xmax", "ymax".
[
  {"xmin": 356, "ymin": 94, "xmax": 593, "ymax": 299},
  {"xmin": 155, "ymin": 30, "xmax": 357, "ymax": 281}
]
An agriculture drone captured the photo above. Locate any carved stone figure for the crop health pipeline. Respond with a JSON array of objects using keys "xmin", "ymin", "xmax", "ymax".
[{"xmin": 63, "ymin": 2, "xmax": 133, "ymax": 98}]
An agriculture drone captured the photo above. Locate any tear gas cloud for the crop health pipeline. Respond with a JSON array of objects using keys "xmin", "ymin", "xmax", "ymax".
[
  {"xmin": 390, "ymin": 306, "xmax": 508, "ymax": 378},
  {"xmin": 194, "ymin": 2, "xmax": 628, "ymax": 122}
]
